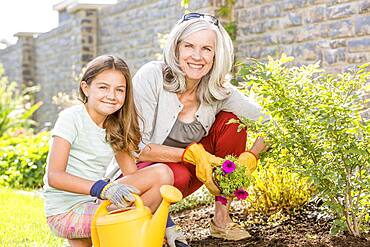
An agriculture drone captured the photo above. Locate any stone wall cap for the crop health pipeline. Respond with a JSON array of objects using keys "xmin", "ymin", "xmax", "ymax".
[
  {"xmin": 14, "ymin": 32, "xmax": 40, "ymax": 38},
  {"xmin": 54, "ymin": 0, "xmax": 116, "ymax": 13},
  {"xmin": 53, "ymin": 0, "xmax": 75, "ymax": 11}
]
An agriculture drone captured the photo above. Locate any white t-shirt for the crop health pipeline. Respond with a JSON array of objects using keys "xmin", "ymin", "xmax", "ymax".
[{"xmin": 43, "ymin": 104, "xmax": 114, "ymax": 217}]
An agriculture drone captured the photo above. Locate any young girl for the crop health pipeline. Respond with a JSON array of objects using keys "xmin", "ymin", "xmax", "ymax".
[{"xmin": 43, "ymin": 55, "xmax": 174, "ymax": 247}]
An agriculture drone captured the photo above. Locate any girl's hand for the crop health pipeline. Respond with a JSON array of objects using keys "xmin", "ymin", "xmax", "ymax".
[
  {"xmin": 101, "ymin": 182, "xmax": 140, "ymax": 208},
  {"xmin": 90, "ymin": 180, "xmax": 140, "ymax": 208}
]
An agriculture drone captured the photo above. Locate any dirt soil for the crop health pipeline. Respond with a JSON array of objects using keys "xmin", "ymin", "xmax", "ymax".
[{"xmin": 172, "ymin": 202, "xmax": 370, "ymax": 247}]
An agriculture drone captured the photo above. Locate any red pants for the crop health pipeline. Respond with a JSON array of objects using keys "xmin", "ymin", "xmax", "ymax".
[{"xmin": 138, "ymin": 111, "xmax": 247, "ymax": 198}]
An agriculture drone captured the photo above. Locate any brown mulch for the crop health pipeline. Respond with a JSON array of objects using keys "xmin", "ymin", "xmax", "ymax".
[{"xmin": 172, "ymin": 202, "xmax": 370, "ymax": 247}]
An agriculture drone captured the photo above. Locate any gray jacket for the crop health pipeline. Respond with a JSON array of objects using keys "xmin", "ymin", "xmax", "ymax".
[{"xmin": 134, "ymin": 61, "xmax": 270, "ymax": 150}]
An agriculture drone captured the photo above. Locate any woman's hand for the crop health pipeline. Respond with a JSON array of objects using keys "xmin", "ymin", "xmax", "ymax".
[
  {"xmin": 182, "ymin": 143, "xmax": 221, "ymax": 195},
  {"xmin": 249, "ymin": 136, "xmax": 269, "ymax": 159},
  {"xmin": 238, "ymin": 136, "xmax": 270, "ymax": 175}
]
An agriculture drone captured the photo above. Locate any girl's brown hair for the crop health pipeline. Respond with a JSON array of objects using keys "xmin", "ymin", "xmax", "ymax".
[{"xmin": 79, "ymin": 55, "xmax": 141, "ymax": 156}]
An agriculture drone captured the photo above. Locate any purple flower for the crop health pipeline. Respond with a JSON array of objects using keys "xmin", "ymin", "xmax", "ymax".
[
  {"xmin": 215, "ymin": 195, "xmax": 228, "ymax": 205},
  {"xmin": 234, "ymin": 189, "xmax": 249, "ymax": 200},
  {"xmin": 222, "ymin": 160, "xmax": 236, "ymax": 174}
]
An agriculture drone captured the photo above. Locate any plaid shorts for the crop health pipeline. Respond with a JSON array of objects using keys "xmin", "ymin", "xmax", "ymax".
[{"xmin": 46, "ymin": 201, "xmax": 100, "ymax": 239}]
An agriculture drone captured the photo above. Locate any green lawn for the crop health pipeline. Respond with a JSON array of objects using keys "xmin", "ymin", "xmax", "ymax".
[
  {"xmin": 0, "ymin": 187, "xmax": 65, "ymax": 246},
  {"xmin": 0, "ymin": 186, "xmax": 210, "ymax": 246}
]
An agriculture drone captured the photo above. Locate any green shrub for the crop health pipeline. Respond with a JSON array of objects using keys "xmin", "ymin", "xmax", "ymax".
[
  {"xmin": 0, "ymin": 132, "xmax": 49, "ymax": 189},
  {"xmin": 237, "ymin": 54, "xmax": 370, "ymax": 236},
  {"xmin": 0, "ymin": 64, "xmax": 41, "ymax": 136}
]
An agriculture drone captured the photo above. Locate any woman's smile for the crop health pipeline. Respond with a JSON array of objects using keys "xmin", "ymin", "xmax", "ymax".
[
  {"xmin": 187, "ymin": 63, "xmax": 204, "ymax": 69},
  {"xmin": 178, "ymin": 29, "xmax": 216, "ymax": 85}
]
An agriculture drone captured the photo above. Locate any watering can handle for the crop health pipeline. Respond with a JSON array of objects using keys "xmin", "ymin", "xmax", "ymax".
[
  {"xmin": 133, "ymin": 194, "xmax": 145, "ymax": 210},
  {"xmin": 91, "ymin": 200, "xmax": 110, "ymax": 247},
  {"xmin": 91, "ymin": 195, "xmax": 144, "ymax": 246}
]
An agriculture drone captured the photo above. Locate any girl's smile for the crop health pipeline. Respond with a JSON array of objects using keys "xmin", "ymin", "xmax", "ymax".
[{"xmin": 81, "ymin": 69, "xmax": 126, "ymax": 127}]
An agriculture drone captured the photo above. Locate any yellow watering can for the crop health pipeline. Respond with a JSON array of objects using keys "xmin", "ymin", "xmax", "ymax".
[{"xmin": 91, "ymin": 185, "xmax": 183, "ymax": 247}]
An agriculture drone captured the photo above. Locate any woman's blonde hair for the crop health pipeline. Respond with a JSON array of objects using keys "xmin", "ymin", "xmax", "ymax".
[
  {"xmin": 79, "ymin": 55, "xmax": 141, "ymax": 156},
  {"xmin": 163, "ymin": 17, "xmax": 234, "ymax": 104}
]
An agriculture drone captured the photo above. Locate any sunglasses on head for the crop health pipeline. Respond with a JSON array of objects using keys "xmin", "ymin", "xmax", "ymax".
[{"xmin": 179, "ymin": 12, "xmax": 219, "ymax": 27}]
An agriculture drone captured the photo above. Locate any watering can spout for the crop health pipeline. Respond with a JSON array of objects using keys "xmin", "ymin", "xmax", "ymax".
[{"xmin": 144, "ymin": 185, "xmax": 183, "ymax": 246}]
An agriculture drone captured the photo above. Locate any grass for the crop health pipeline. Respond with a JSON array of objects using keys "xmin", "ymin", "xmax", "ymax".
[
  {"xmin": 0, "ymin": 186, "xmax": 212, "ymax": 246},
  {"xmin": 0, "ymin": 187, "xmax": 65, "ymax": 247}
]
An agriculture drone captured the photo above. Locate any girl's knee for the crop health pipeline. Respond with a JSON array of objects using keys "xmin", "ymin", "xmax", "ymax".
[{"xmin": 152, "ymin": 163, "xmax": 174, "ymax": 185}]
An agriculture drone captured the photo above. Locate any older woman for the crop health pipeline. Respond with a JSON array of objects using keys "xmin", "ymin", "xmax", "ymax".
[{"xmin": 108, "ymin": 13, "xmax": 269, "ymax": 246}]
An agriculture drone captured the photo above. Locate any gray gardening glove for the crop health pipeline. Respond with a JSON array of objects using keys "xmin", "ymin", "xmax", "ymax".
[
  {"xmin": 100, "ymin": 182, "xmax": 139, "ymax": 208},
  {"xmin": 166, "ymin": 225, "xmax": 189, "ymax": 247}
]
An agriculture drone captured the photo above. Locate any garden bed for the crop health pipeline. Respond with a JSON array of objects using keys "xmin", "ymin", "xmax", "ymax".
[{"xmin": 172, "ymin": 202, "xmax": 370, "ymax": 247}]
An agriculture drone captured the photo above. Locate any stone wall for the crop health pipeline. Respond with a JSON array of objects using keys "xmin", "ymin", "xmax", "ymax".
[
  {"xmin": 97, "ymin": 0, "xmax": 214, "ymax": 71},
  {"xmin": 33, "ymin": 7, "xmax": 99, "ymax": 125},
  {"xmin": 34, "ymin": 21, "xmax": 78, "ymax": 125},
  {"xmin": 0, "ymin": 0, "xmax": 214, "ymax": 127},
  {"xmin": 235, "ymin": 0, "xmax": 370, "ymax": 73},
  {"xmin": 0, "ymin": 0, "xmax": 369, "ymax": 126},
  {"xmin": 0, "ymin": 42, "xmax": 22, "ymax": 84}
]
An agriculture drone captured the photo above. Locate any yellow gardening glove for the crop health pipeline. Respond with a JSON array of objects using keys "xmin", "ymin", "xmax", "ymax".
[
  {"xmin": 239, "ymin": 136, "xmax": 269, "ymax": 175},
  {"xmin": 182, "ymin": 143, "xmax": 222, "ymax": 195},
  {"xmin": 238, "ymin": 151, "xmax": 259, "ymax": 175}
]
